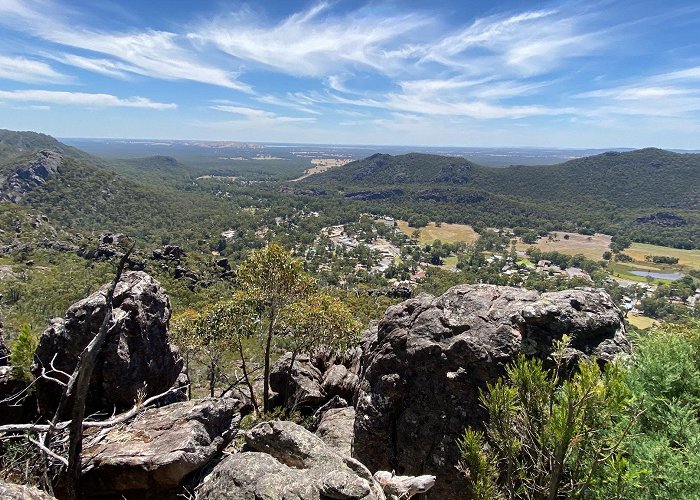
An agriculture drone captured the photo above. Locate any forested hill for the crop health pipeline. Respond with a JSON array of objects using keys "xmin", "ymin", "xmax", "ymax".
[
  {"xmin": 0, "ymin": 129, "xmax": 89, "ymax": 163},
  {"xmin": 304, "ymin": 148, "xmax": 699, "ymax": 249},
  {"xmin": 483, "ymin": 148, "xmax": 700, "ymax": 210},
  {"xmin": 0, "ymin": 131, "xmax": 241, "ymax": 246},
  {"xmin": 317, "ymin": 152, "xmax": 479, "ymax": 184},
  {"xmin": 307, "ymin": 148, "xmax": 699, "ymax": 210}
]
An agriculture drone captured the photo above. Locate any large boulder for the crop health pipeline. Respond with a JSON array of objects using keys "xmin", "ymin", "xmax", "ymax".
[
  {"xmin": 0, "ymin": 481, "xmax": 56, "ymax": 499},
  {"xmin": 1, "ymin": 150, "xmax": 62, "ymax": 203},
  {"xmin": 81, "ymin": 397, "xmax": 243, "ymax": 496},
  {"xmin": 270, "ymin": 353, "xmax": 326, "ymax": 410},
  {"xmin": 316, "ymin": 406, "xmax": 356, "ymax": 456},
  {"xmin": 196, "ymin": 420, "xmax": 386, "ymax": 500},
  {"xmin": 354, "ymin": 284, "xmax": 629, "ymax": 499},
  {"xmin": 322, "ymin": 364, "xmax": 359, "ymax": 403},
  {"xmin": 32, "ymin": 271, "xmax": 183, "ymax": 418}
]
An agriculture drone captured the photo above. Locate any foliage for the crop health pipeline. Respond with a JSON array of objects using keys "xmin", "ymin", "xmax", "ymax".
[
  {"xmin": 458, "ymin": 340, "xmax": 636, "ymax": 499},
  {"xmin": 622, "ymin": 321, "xmax": 700, "ymax": 498},
  {"xmin": 9, "ymin": 324, "xmax": 38, "ymax": 381}
]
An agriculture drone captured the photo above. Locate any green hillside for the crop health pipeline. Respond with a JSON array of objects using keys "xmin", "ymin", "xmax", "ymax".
[{"xmin": 304, "ymin": 149, "xmax": 700, "ymax": 248}]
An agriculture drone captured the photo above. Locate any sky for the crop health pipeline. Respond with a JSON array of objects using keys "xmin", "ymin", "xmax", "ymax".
[{"xmin": 1, "ymin": 0, "xmax": 700, "ymax": 148}]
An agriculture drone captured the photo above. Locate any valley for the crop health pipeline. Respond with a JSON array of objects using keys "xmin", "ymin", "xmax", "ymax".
[{"xmin": 0, "ymin": 129, "xmax": 698, "ymax": 499}]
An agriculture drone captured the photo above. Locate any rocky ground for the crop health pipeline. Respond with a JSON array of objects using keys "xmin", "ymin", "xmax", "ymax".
[{"xmin": 0, "ymin": 272, "xmax": 629, "ymax": 499}]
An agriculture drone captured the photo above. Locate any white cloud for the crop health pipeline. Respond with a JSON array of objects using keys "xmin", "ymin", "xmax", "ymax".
[
  {"xmin": 0, "ymin": 89, "xmax": 176, "ymax": 109},
  {"xmin": 0, "ymin": 54, "xmax": 70, "ymax": 83},
  {"xmin": 48, "ymin": 53, "xmax": 134, "ymax": 79},
  {"xmin": 421, "ymin": 9, "xmax": 605, "ymax": 77},
  {"xmin": 188, "ymin": 2, "xmax": 430, "ymax": 77},
  {"xmin": 209, "ymin": 104, "xmax": 315, "ymax": 123},
  {"xmin": 0, "ymin": 1, "xmax": 250, "ymax": 91}
]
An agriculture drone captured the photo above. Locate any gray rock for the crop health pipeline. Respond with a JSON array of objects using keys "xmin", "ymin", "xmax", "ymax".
[
  {"xmin": 270, "ymin": 353, "xmax": 326, "ymax": 410},
  {"xmin": 32, "ymin": 271, "xmax": 183, "ymax": 418},
  {"xmin": 316, "ymin": 406, "xmax": 356, "ymax": 456},
  {"xmin": 0, "ymin": 481, "xmax": 56, "ymax": 499},
  {"xmin": 322, "ymin": 364, "xmax": 359, "ymax": 402},
  {"xmin": 197, "ymin": 420, "xmax": 385, "ymax": 500},
  {"xmin": 1, "ymin": 150, "xmax": 62, "ymax": 203},
  {"xmin": 354, "ymin": 284, "xmax": 629, "ymax": 499},
  {"xmin": 81, "ymin": 397, "xmax": 243, "ymax": 495}
]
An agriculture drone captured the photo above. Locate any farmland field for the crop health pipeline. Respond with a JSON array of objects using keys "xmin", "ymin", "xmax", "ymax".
[
  {"xmin": 627, "ymin": 313, "xmax": 658, "ymax": 330},
  {"xmin": 396, "ymin": 221, "xmax": 479, "ymax": 245},
  {"xmin": 516, "ymin": 232, "xmax": 612, "ymax": 260},
  {"xmin": 624, "ymin": 243, "xmax": 700, "ymax": 271}
]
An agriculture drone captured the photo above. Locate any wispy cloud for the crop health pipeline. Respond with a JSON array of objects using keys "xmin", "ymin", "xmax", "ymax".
[
  {"xmin": 210, "ymin": 103, "xmax": 315, "ymax": 123},
  {"xmin": 0, "ymin": 0, "xmax": 250, "ymax": 91},
  {"xmin": 188, "ymin": 2, "xmax": 430, "ymax": 77},
  {"xmin": 576, "ymin": 65, "xmax": 700, "ymax": 118},
  {"xmin": 0, "ymin": 89, "xmax": 176, "ymax": 109},
  {"xmin": 0, "ymin": 55, "xmax": 71, "ymax": 83}
]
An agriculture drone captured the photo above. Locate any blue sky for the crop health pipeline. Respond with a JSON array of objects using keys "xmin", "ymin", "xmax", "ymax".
[{"xmin": 1, "ymin": 0, "xmax": 700, "ymax": 147}]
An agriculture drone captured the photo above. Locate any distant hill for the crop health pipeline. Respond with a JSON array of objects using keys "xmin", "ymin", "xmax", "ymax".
[
  {"xmin": 304, "ymin": 148, "xmax": 700, "ymax": 249},
  {"xmin": 0, "ymin": 131, "xmax": 241, "ymax": 245},
  {"xmin": 482, "ymin": 148, "xmax": 700, "ymax": 210},
  {"xmin": 0, "ymin": 129, "xmax": 89, "ymax": 164},
  {"xmin": 320, "ymin": 153, "xmax": 478, "ymax": 185}
]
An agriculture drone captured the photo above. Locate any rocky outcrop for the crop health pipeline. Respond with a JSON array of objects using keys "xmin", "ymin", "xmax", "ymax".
[
  {"xmin": 316, "ymin": 406, "xmax": 356, "ymax": 456},
  {"xmin": 32, "ymin": 271, "xmax": 183, "ymax": 418},
  {"xmin": 354, "ymin": 284, "xmax": 629, "ymax": 499},
  {"xmin": 0, "ymin": 481, "xmax": 56, "ymax": 499},
  {"xmin": 1, "ymin": 150, "xmax": 62, "ymax": 203},
  {"xmin": 270, "ymin": 353, "xmax": 326, "ymax": 410},
  {"xmin": 152, "ymin": 244, "xmax": 185, "ymax": 261},
  {"xmin": 81, "ymin": 398, "xmax": 242, "ymax": 496},
  {"xmin": 197, "ymin": 420, "xmax": 386, "ymax": 499},
  {"xmin": 322, "ymin": 364, "xmax": 359, "ymax": 406}
]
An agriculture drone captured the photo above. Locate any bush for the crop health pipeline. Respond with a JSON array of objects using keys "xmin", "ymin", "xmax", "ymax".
[
  {"xmin": 10, "ymin": 324, "xmax": 38, "ymax": 381},
  {"xmin": 458, "ymin": 339, "xmax": 636, "ymax": 499}
]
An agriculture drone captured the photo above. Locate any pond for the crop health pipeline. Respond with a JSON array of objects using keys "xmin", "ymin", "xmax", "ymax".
[{"xmin": 630, "ymin": 270, "xmax": 685, "ymax": 281}]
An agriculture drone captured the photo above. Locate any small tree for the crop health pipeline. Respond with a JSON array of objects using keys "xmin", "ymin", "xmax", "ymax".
[
  {"xmin": 278, "ymin": 293, "xmax": 360, "ymax": 406},
  {"xmin": 202, "ymin": 294, "xmax": 262, "ymax": 412},
  {"xmin": 237, "ymin": 243, "xmax": 314, "ymax": 412},
  {"xmin": 10, "ymin": 324, "xmax": 38, "ymax": 381},
  {"xmin": 458, "ymin": 340, "xmax": 638, "ymax": 499},
  {"xmin": 170, "ymin": 309, "xmax": 199, "ymax": 399}
]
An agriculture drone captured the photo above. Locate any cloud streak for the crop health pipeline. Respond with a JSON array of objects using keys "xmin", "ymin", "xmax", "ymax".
[
  {"xmin": 0, "ymin": 89, "xmax": 176, "ymax": 109},
  {"xmin": 0, "ymin": 55, "xmax": 71, "ymax": 83}
]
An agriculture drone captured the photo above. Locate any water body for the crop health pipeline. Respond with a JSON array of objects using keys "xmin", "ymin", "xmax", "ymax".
[{"xmin": 630, "ymin": 270, "xmax": 685, "ymax": 281}]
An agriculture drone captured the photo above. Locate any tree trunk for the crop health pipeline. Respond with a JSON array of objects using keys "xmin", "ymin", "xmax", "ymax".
[
  {"xmin": 238, "ymin": 338, "xmax": 258, "ymax": 413},
  {"xmin": 284, "ymin": 350, "xmax": 299, "ymax": 411},
  {"xmin": 263, "ymin": 307, "xmax": 275, "ymax": 413},
  {"xmin": 209, "ymin": 357, "xmax": 216, "ymax": 398},
  {"xmin": 65, "ymin": 248, "xmax": 132, "ymax": 500}
]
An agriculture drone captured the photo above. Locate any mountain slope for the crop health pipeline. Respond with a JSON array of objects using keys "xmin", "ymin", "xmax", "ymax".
[
  {"xmin": 304, "ymin": 148, "xmax": 700, "ymax": 248},
  {"xmin": 0, "ymin": 132, "xmax": 242, "ymax": 247}
]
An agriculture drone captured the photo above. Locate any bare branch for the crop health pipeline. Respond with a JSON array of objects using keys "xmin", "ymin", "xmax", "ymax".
[
  {"xmin": 0, "ymin": 384, "xmax": 187, "ymax": 435},
  {"xmin": 83, "ymin": 385, "xmax": 188, "ymax": 429},
  {"xmin": 27, "ymin": 436, "xmax": 68, "ymax": 467}
]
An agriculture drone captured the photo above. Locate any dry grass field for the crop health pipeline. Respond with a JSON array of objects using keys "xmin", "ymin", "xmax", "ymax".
[
  {"xmin": 627, "ymin": 313, "xmax": 659, "ymax": 330},
  {"xmin": 397, "ymin": 221, "xmax": 480, "ymax": 245},
  {"xmin": 516, "ymin": 232, "xmax": 612, "ymax": 260},
  {"xmin": 624, "ymin": 243, "xmax": 700, "ymax": 271}
]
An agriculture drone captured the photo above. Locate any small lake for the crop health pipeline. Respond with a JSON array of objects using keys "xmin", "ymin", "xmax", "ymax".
[{"xmin": 630, "ymin": 270, "xmax": 685, "ymax": 281}]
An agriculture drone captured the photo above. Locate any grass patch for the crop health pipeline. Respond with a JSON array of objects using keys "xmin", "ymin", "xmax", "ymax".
[
  {"xmin": 627, "ymin": 313, "xmax": 658, "ymax": 330},
  {"xmin": 624, "ymin": 243, "xmax": 700, "ymax": 271},
  {"xmin": 440, "ymin": 255, "xmax": 459, "ymax": 270},
  {"xmin": 396, "ymin": 221, "xmax": 479, "ymax": 245},
  {"xmin": 516, "ymin": 232, "xmax": 611, "ymax": 260}
]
